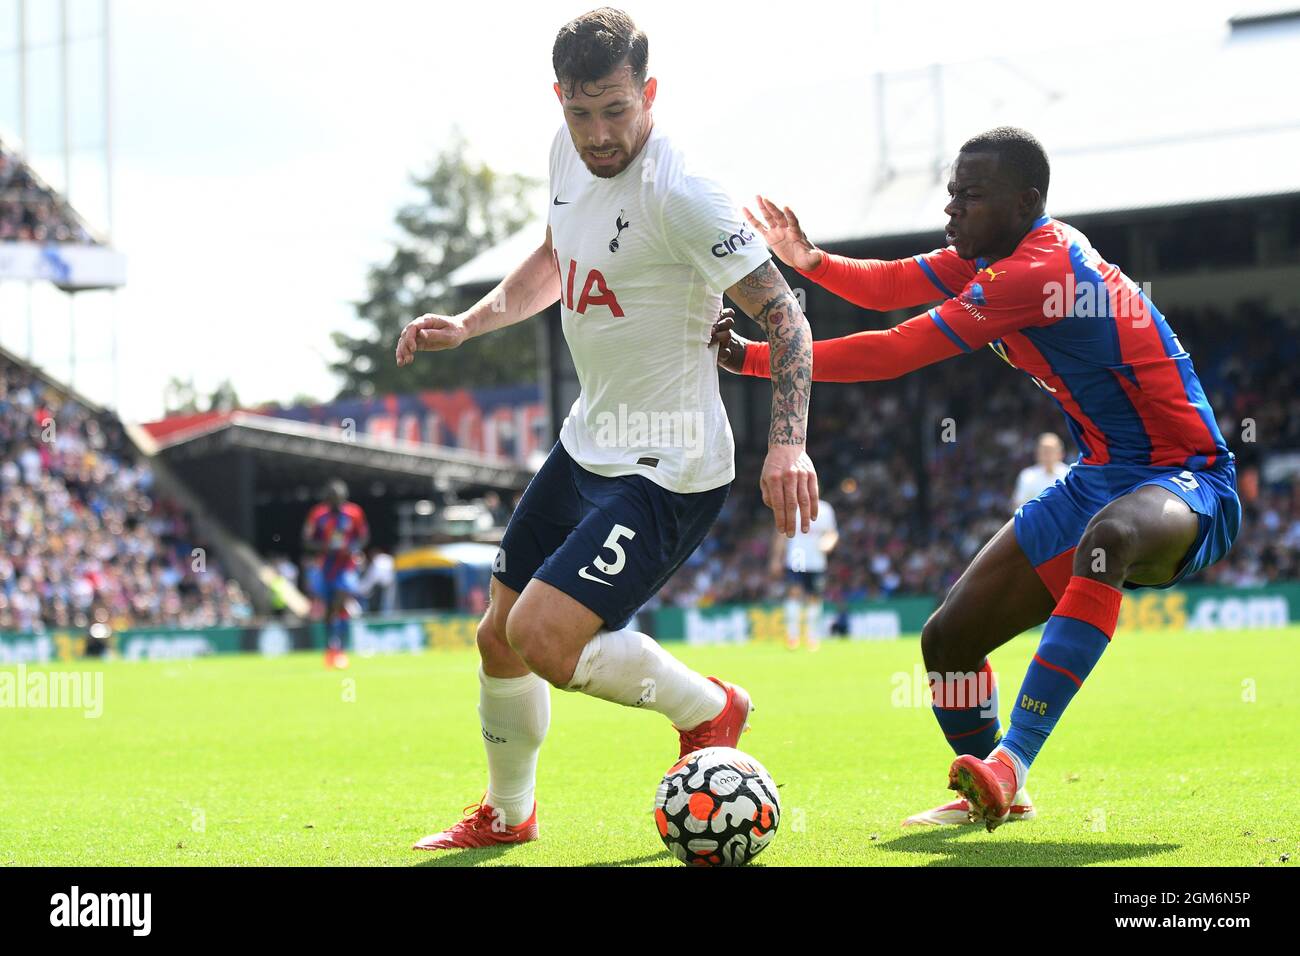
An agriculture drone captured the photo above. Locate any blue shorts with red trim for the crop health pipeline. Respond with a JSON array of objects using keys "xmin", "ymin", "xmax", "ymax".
[
  {"xmin": 1014, "ymin": 457, "xmax": 1240, "ymax": 600},
  {"xmin": 307, "ymin": 566, "xmax": 360, "ymax": 604}
]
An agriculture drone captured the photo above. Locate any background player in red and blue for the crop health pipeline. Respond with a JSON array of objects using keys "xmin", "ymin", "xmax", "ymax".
[
  {"xmin": 712, "ymin": 127, "xmax": 1242, "ymax": 831},
  {"xmin": 302, "ymin": 479, "xmax": 370, "ymax": 669}
]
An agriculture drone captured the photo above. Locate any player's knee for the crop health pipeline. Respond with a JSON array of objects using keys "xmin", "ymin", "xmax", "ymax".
[
  {"xmin": 921, "ymin": 603, "xmax": 986, "ymax": 675},
  {"xmin": 1078, "ymin": 515, "xmax": 1139, "ymax": 581},
  {"xmin": 505, "ymin": 610, "xmax": 576, "ymax": 686},
  {"xmin": 503, "ymin": 611, "xmax": 544, "ymax": 666},
  {"xmin": 920, "ymin": 608, "xmax": 956, "ymax": 673},
  {"xmin": 475, "ymin": 614, "xmax": 511, "ymax": 665}
]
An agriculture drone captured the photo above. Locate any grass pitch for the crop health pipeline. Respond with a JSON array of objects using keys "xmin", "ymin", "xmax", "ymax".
[{"xmin": 3, "ymin": 626, "xmax": 1297, "ymax": 867}]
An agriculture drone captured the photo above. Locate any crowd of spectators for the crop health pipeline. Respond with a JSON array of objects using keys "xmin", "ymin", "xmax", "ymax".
[
  {"xmin": 656, "ymin": 300, "xmax": 1300, "ymax": 608},
  {"xmin": 2, "ymin": 291, "xmax": 1293, "ymax": 632},
  {"xmin": 0, "ymin": 142, "xmax": 95, "ymax": 243},
  {"xmin": 0, "ymin": 357, "xmax": 251, "ymax": 634}
]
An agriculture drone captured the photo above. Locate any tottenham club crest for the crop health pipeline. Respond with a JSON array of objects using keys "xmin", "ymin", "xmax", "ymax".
[{"xmin": 609, "ymin": 210, "xmax": 631, "ymax": 253}]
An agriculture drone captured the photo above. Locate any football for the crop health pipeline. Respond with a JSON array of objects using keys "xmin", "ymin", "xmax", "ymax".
[{"xmin": 653, "ymin": 746, "xmax": 780, "ymax": 866}]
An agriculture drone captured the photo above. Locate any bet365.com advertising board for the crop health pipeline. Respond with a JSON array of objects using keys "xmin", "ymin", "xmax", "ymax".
[
  {"xmin": 1, "ymin": 584, "xmax": 1296, "ymax": 663},
  {"xmin": 654, "ymin": 584, "xmax": 1300, "ymax": 643}
]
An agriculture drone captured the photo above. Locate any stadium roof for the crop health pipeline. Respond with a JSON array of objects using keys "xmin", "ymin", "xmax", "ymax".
[
  {"xmin": 140, "ymin": 410, "xmax": 532, "ymax": 492},
  {"xmin": 449, "ymin": 9, "xmax": 1300, "ymax": 288}
]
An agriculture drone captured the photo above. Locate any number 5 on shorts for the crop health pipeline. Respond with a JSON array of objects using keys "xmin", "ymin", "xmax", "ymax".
[{"xmin": 593, "ymin": 524, "xmax": 637, "ymax": 576}]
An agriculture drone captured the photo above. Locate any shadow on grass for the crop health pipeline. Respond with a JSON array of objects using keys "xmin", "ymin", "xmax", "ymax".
[
  {"xmin": 877, "ymin": 828, "xmax": 1180, "ymax": 866},
  {"xmin": 581, "ymin": 852, "xmax": 673, "ymax": 867},
  {"xmin": 411, "ymin": 844, "xmax": 515, "ymax": 867},
  {"xmin": 408, "ymin": 830, "xmax": 1174, "ymax": 867},
  {"xmin": 411, "ymin": 847, "xmax": 674, "ymax": 867}
]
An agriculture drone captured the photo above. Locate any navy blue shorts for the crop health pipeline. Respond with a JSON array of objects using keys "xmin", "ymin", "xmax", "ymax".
[
  {"xmin": 493, "ymin": 443, "xmax": 730, "ymax": 630},
  {"xmin": 1015, "ymin": 457, "xmax": 1241, "ymax": 600},
  {"xmin": 785, "ymin": 569, "xmax": 827, "ymax": 596}
]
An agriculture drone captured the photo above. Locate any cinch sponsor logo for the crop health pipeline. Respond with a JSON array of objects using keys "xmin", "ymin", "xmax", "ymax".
[
  {"xmin": 711, "ymin": 225, "xmax": 756, "ymax": 258},
  {"xmin": 49, "ymin": 886, "xmax": 151, "ymax": 936}
]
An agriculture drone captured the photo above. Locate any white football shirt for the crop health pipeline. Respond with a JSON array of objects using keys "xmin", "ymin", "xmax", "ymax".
[
  {"xmin": 784, "ymin": 500, "xmax": 838, "ymax": 573},
  {"xmin": 1012, "ymin": 462, "xmax": 1070, "ymax": 507},
  {"xmin": 548, "ymin": 124, "xmax": 770, "ymax": 494}
]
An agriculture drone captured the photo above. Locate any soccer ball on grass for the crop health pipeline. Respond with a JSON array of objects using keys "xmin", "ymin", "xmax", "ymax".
[{"xmin": 653, "ymin": 746, "xmax": 780, "ymax": 866}]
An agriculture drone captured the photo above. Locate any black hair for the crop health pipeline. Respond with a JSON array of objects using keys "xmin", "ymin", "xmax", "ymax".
[
  {"xmin": 553, "ymin": 7, "xmax": 648, "ymax": 98},
  {"xmin": 960, "ymin": 126, "xmax": 1050, "ymax": 203}
]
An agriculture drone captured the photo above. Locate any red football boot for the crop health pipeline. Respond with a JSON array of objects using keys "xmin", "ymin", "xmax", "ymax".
[
  {"xmin": 948, "ymin": 751, "xmax": 1021, "ymax": 832},
  {"xmin": 412, "ymin": 801, "xmax": 538, "ymax": 851},
  {"xmin": 676, "ymin": 678, "xmax": 752, "ymax": 759},
  {"xmin": 902, "ymin": 790, "xmax": 1036, "ymax": 827}
]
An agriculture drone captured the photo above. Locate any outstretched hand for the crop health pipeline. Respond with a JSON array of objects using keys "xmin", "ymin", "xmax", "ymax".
[{"xmin": 742, "ymin": 195, "xmax": 823, "ymax": 274}]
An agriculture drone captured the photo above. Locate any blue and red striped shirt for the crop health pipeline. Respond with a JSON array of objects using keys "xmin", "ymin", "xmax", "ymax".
[
  {"xmin": 743, "ymin": 215, "xmax": 1228, "ymax": 471},
  {"xmin": 917, "ymin": 216, "xmax": 1226, "ymax": 469},
  {"xmin": 304, "ymin": 502, "xmax": 369, "ymax": 578}
]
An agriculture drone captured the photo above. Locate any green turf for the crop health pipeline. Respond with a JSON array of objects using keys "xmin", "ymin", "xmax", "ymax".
[{"xmin": 3, "ymin": 627, "xmax": 1297, "ymax": 866}]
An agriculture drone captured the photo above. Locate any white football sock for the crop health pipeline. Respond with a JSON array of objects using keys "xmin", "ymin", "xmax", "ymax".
[
  {"xmin": 783, "ymin": 598, "xmax": 801, "ymax": 643},
  {"xmin": 479, "ymin": 668, "xmax": 549, "ymax": 826},
  {"xmin": 565, "ymin": 628, "xmax": 727, "ymax": 731},
  {"xmin": 806, "ymin": 599, "xmax": 823, "ymax": 640},
  {"xmin": 991, "ymin": 744, "xmax": 1029, "ymax": 792}
]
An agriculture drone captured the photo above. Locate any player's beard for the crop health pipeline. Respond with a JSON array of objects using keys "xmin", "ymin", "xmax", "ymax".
[
  {"xmin": 582, "ymin": 147, "xmax": 629, "ymax": 178},
  {"xmin": 582, "ymin": 115, "xmax": 651, "ymax": 179}
]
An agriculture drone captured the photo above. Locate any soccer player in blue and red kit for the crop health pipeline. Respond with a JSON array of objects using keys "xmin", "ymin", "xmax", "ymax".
[
  {"xmin": 712, "ymin": 127, "xmax": 1241, "ymax": 830},
  {"xmin": 302, "ymin": 479, "xmax": 370, "ymax": 669}
]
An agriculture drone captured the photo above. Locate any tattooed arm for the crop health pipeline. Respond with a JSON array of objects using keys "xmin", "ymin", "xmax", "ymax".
[{"xmin": 725, "ymin": 260, "xmax": 819, "ymax": 536}]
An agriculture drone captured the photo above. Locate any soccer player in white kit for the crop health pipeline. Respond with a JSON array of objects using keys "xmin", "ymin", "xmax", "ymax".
[
  {"xmin": 1011, "ymin": 432, "xmax": 1070, "ymax": 509},
  {"xmin": 395, "ymin": 7, "xmax": 818, "ymax": 851},
  {"xmin": 773, "ymin": 500, "xmax": 838, "ymax": 649}
]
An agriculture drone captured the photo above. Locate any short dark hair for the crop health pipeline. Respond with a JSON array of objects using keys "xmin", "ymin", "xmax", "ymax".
[
  {"xmin": 552, "ymin": 7, "xmax": 648, "ymax": 97},
  {"xmin": 960, "ymin": 126, "xmax": 1050, "ymax": 203}
]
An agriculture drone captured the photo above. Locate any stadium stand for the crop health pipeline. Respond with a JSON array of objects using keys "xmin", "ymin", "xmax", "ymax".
[
  {"xmin": 0, "ymin": 349, "xmax": 253, "ymax": 633},
  {"xmin": 0, "ymin": 139, "xmax": 96, "ymax": 244}
]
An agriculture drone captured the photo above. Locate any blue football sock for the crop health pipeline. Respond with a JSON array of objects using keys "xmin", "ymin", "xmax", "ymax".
[
  {"xmin": 328, "ymin": 615, "xmax": 348, "ymax": 651},
  {"xmin": 931, "ymin": 659, "xmax": 1001, "ymax": 757},
  {"xmin": 1001, "ymin": 576, "xmax": 1122, "ymax": 772}
]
